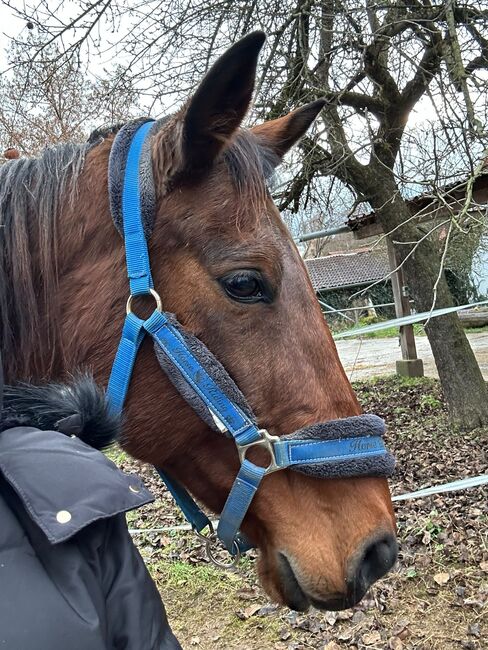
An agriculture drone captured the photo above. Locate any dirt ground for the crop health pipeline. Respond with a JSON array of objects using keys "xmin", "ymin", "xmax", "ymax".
[{"xmin": 113, "ymin": 377, "xmax": 487, "ymax": 650}]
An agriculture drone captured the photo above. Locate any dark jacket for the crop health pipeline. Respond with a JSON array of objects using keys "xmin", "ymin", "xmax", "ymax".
[{"xmin": 0, "ymin": 376, "xmax": 181, "ymax": 650}]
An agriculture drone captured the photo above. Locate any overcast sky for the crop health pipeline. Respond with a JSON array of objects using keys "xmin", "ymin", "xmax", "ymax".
[
  {"xmin": 0, "ymin": 2, "xmax": 443, "ymax": 125},
  {"xmin": 0, "ymin": 7, "xmax": 25, "ymax": 68}
]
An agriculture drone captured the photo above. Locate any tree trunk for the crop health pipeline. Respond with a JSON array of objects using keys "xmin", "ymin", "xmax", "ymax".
[{"xmin": 369, "ymin": 173, "xmax": 488, "ymax": 431}]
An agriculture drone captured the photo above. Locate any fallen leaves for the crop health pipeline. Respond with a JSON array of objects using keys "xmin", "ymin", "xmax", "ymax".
[
  {"xmin": 235, "ymin": 604, "xmax": 262, "ymax": 620},
  {"xmin": 118, "ymin": 377, "xmax": 487, "ymax": 649},
  {"xmin": 433, "ymin": 572, "xmax": 450, "ymax": 585},
  {"xmin": 362, "ymin": 630, "xmax": 382, "ymax": 645},
  {"xmin": 467, "ymin": 623, "xmax": 481, "ymax": 638}
]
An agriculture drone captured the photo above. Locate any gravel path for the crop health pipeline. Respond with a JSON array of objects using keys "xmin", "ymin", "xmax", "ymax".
[{"xmin": 336, "ymin": 332, "xmax": 488, "ymax": 381}]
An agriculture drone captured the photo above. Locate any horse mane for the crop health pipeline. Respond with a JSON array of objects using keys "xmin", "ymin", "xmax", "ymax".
[
  {"xmin": 0, "ymin": 143, "xmax": 89, "ymax": 381},
  {"xmin": 0, "ymin": 123, "xmax": 277, "ymax": 382}
]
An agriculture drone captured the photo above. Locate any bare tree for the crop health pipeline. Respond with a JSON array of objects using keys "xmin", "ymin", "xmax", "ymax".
[
  {"xmin": 0, "ymin": 40, "xmax": 138, "ymax": 154},
  {"xmin": 2, "ymin": 0, "xmax": 488, "ymax": 429}
]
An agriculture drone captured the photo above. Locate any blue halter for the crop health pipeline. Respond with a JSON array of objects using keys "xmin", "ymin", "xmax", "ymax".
[{"xmin": 106, "ymin": 120, "xmax": 395, "ymax": 559}]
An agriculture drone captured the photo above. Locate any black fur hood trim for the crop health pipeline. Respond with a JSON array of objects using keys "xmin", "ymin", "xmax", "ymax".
[{"xmin": 0, "ymin": 375, "xmax": 121, "ymax": 450}]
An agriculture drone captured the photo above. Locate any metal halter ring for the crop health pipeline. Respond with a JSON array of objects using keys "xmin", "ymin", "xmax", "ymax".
[
  {"xmin": 195, "ymin": 523, "xmax": 241, "ymax": 569},
  {"xmin": 126, "ymin": 288, "xmax": 163, "ymax": 316},
  {"xmin": 237, "ymin": 428, "xmax": 281, "ymax": 475}
]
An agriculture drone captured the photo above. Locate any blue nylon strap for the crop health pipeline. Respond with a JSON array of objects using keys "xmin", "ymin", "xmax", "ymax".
[
  {"xmin": 217, "ymin": 459, "xmax": 266, "ymax": 554},
  {"xmin": 106, "ymin": 313, "xmax": 146, "ymax": 414},
  {"xmin": 107, "ymin": 313, "xmax": 215, "ymax": 538},
  {"xmin": 274, "ymin": 436, "xmax": 387, "ymax": 468},
  {"xmin": 143, "ymin": 310, "xmax": 261, "ymax": 445},
  {"xmin": 142, "ymin": 310, "xmax": 264, "ymax": 552},
  {"xmin": 156, "ymin": 467, "xmax": 212, "ymax": 533},
  {"xmin": 121, "ymin": 120, "xmax": 155, "ymax": 296},
  {"xmin": 106, "ymin": 306, "xmax": 265, "ymax": 550}
]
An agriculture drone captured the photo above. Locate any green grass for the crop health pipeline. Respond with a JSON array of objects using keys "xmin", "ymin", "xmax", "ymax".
[
  {"xmin": 355, "ymin": 374, "xmax": 435, "ymax": 389},
  {"xmin": 150, "ymin": 559, "xmax": 231, "ymax": 589},
  {"xmin": 144, "ymin": 555, "xmax": 285, "ymax": 648},
  {"xmin": 464, "ymin": 324, "xmax": 488, "ymax": 334},
  {"xmin": 419, "ymin": 393, "xmax": 442, "ymax": 410},
  {"xmin": 104, "ymin": 444, "xmax": 129, "ymax": 465}
]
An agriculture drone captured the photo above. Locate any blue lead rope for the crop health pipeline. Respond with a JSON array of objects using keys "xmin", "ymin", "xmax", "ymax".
[{"xmin": 106, "ymin": 120, "xmax": 393, "ymax": 556}]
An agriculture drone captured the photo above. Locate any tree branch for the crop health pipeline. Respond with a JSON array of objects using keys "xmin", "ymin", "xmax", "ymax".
[
  {"xmin": 400, "ymin": 30, "xmax": 444, "ymax": 110},
  {"xmin": 323, "ymin": 90, "xmax": 384, "ymax": 118}
]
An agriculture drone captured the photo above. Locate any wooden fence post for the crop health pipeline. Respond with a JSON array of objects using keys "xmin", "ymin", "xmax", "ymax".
[{"xmin": 386, "ymin": 238, "xmax": 424, "ymax": 377}]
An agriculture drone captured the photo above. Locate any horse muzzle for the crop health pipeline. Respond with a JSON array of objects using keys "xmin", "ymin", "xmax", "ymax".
[{"xmin": 275, "ymin": 530, "xmax": 398, "ymax": 611}]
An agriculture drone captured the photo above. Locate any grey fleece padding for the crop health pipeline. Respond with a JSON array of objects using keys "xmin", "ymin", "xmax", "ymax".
[
  {"xmin": 281, "ymin": 414, "xmax": 396, "ymax": 478},
  {"xmin": 297, "ymin": 452, "xmax": 396, "ymax": 479},
  {"xmin": 153, "ymin": 313, "xmax": 256, "ymax": 434},
  {"xmin": 152, "ymin": 316, "xmax": 395, "ymax": 477},
  {"xmin": 285, "ymin": 413, "xmax": 386, "ymax": 441},
  {"xmin": 286, "ymin": 450, "xmax": 396, "ymax": 479},
  {"xmin": 108, "ymin": 118, "xmax": 168, "ymax": 238}
]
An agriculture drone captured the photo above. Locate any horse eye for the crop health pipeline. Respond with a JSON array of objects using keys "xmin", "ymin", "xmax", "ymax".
[{"xmin": 220, "ymin": 270, "xmax": 270, "ymax": 304}]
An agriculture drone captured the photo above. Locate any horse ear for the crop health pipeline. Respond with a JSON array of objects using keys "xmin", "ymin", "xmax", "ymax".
[
  {"xmin": 251, "ymin": 100, "xmax": 325, "ymax": 160},
  {"xmin": 181, "ymin": 31, "xmax": 265, "ymax": 174}
]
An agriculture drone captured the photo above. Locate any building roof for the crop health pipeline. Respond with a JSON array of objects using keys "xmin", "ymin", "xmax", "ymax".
[
  {"xmin": 305, "ymin": 250, "xmax": 390, "ymax": 292},
  {"xmin": 346, "ymin": 171, "xmax": 488, "ymax": 233}
]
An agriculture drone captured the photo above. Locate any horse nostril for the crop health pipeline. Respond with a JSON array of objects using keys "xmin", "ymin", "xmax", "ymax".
[{"xmin": 347, "ymin": 533, "xmax": 398, "ymax": 604}]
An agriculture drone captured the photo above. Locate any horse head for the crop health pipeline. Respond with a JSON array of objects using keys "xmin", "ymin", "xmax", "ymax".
[{"xmin": 2, "ymin": 32, "xmax": 397, "ymax": 611}]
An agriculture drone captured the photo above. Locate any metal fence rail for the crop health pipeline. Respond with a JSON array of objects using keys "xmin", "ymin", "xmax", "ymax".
[
  {"xmin": 323, "ymin": 301, "xmax": 397, "ymax": 314},
  {"xmin": 128, "ymin": 474, "xmax": 488, "ymax": 535},
  {"xmin": 333, "ymin": 299, "xmax": 488, "ymax": 339}
]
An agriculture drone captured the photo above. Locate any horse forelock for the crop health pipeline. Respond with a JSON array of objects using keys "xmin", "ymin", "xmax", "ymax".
[{"xmin": 151, "ymin": 114, "xmax": 279, "ymax": 225}]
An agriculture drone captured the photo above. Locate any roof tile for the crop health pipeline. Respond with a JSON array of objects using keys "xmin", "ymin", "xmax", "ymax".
[{"xmin": 305, "ymin": 251, "xmax": 390, "ymax": 291}]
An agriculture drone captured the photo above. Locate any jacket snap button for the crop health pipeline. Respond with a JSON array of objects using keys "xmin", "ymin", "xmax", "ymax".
[
  {"xmin": 56, "ymin": 510, "xmax": 72, "ymax": 524},
  {"xmin": 129, "ymin": 485, "xmax": 140, "ymax": 493}
]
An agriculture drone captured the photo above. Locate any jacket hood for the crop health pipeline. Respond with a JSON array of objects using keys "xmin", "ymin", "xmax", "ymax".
[{"xmin": 0, "ymin": 375, "xmax": 121, "ymax": 450}]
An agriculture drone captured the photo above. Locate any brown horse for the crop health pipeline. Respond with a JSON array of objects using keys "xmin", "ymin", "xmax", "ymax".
[{"xmin": 0, "ymin": 33, "xmax": 396, "ymax": 611}]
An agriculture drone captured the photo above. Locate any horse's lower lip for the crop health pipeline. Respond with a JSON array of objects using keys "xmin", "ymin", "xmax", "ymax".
[
  {"xmin": 278, "ymin": 554, "xmax": 352, "ymax": 612},
  {"xmin": 278, "ymin": 553, "xmax": 310, "ymax": 611},
  {"xmin": 310, "ymin": 595, "xmax": 349, "ymax": 611}
]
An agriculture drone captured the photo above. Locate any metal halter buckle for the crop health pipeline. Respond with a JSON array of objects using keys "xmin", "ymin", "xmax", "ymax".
[
  {"xmin": 237, "ymin": 428, "xmax": 281, "ymax": 475},
  {"xmin": 195, "ymin": 523, "xmax": 241, "ymax": 569}
]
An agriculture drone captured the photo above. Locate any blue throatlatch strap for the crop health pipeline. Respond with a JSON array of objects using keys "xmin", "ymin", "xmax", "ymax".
[
  {"xmin": 106, "ymin": 120, "xmax": 395, "ymax": 556},
  {"xmin": 156, "ymin": 467, "xmax": 212, "ymax": 533}
]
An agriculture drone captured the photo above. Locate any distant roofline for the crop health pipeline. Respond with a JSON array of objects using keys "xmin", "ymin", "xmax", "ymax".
[{"xmin": 304, "ymin": 249, "xmax": 390, "ymax": 292}]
